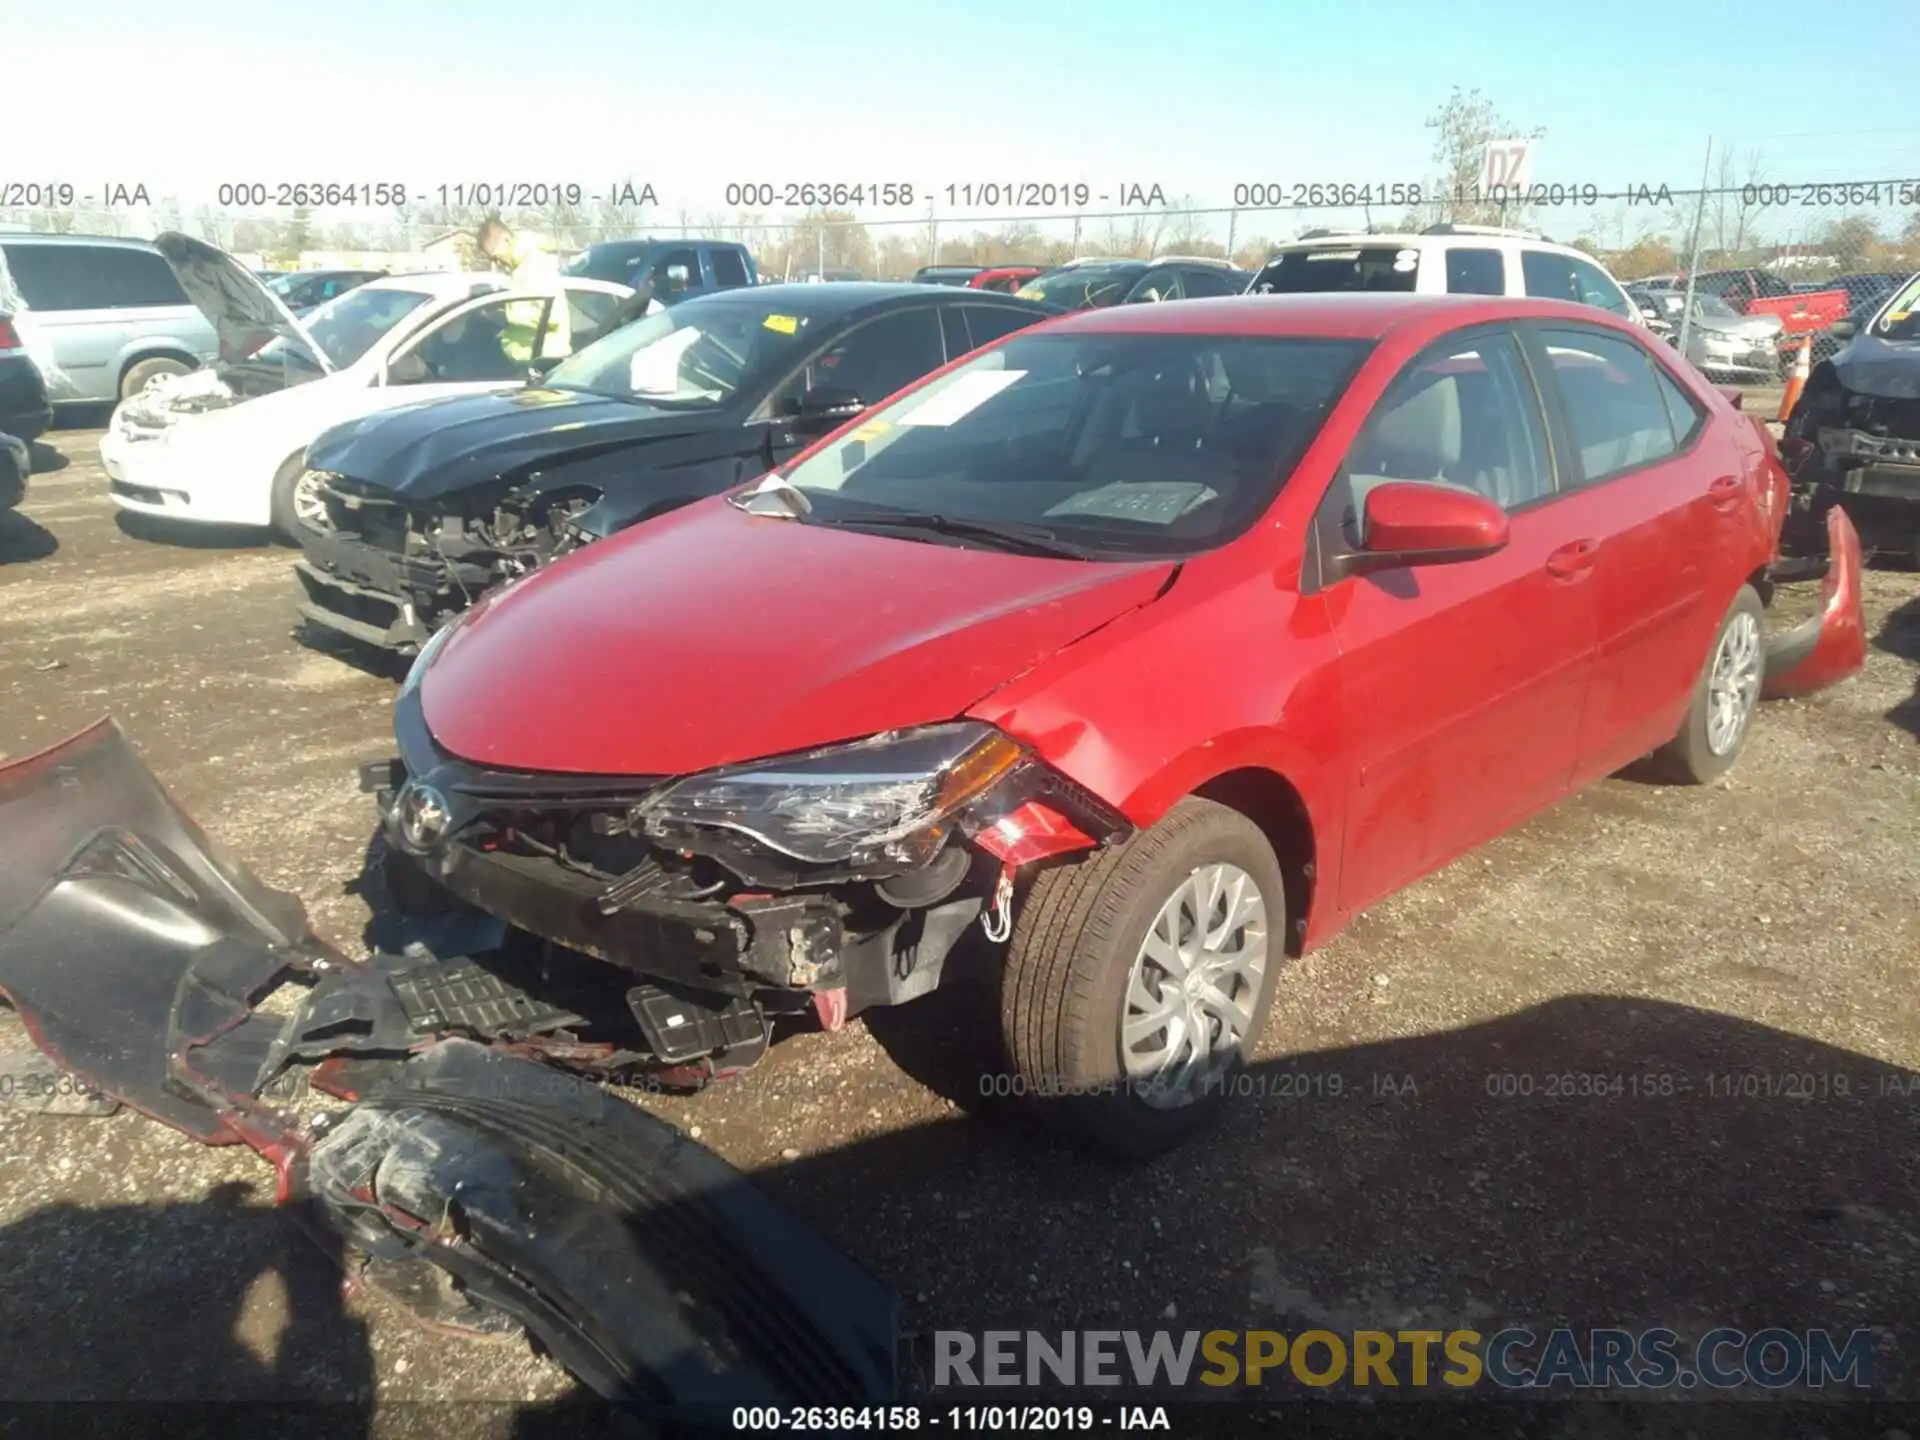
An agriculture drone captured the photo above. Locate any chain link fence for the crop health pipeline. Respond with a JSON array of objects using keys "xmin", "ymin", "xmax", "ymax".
[{"xmin": 3, "ymin": 165, "xmax": 1915, "ymax": 291}]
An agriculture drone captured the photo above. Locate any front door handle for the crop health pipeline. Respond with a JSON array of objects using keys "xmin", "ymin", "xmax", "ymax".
[
  {"xmin": 1545, "ymin": 538, "xmax": 1599, "ymax": 580},
  {"xmin": 1707, "ymin": 474, "xmax": 1744, "ymax": 511}
]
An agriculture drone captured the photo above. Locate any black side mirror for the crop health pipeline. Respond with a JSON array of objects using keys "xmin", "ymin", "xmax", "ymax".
[
  {"xmin": 789, "ymin": 385, "xmax": 864, "ymax": 430},
  {"xmin": 1827, "ymin": 318, "xmax": 1857, "ymax": 341}
]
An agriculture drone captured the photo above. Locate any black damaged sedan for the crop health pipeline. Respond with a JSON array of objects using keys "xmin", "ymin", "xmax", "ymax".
[
  {"xmin": 1784, "ymin": 270, "xmax": 1920, "ymax": 564},
  {"xmin": 293, "ymin": 283, "xmax": 1053, "ymax": 654}
]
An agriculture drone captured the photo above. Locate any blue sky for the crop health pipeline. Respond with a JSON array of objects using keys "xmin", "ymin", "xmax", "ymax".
[{"xmin": 11, "ymin": 0, "xmax": 1919, "ymax": 229}]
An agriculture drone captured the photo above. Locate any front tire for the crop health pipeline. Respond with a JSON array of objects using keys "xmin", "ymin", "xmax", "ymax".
[
  {"xmin": 998, "ymin": 797, "xmax": 1285, "ymax": 1158},
  {"xmin": 269, "ymin": 453, "xmax": 330, "ymax": 545},
  {"xmin": 120, "ymin": 355, "xmax": 193, "ymax": 402},
  {"xmin": 1651, "ymin": 584, "xmax": 1765, "ymax": 784}
]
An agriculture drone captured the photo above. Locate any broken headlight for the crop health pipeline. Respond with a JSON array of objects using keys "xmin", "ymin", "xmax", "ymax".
[{"xmin": 633, "ymin": 722, "xmax": 1025, "ymax": 871}]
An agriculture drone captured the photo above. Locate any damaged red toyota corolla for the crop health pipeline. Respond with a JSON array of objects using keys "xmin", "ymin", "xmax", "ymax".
[{"xmin": 378, "ymin": 292, "xmax": 1865, "ymax": 1157}]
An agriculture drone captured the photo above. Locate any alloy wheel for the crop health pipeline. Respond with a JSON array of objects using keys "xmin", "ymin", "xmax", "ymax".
[
  {"xmin": 1706, "ymin": 609, "xmax": 1762, "ymax": 756},
  {"xmin": 1121, "ymin": 862, "xmax": 1269, "ymax": 1109},
  {"xmin": 292, "ymin": 470, "xmax": 333, "ymax": 532}
]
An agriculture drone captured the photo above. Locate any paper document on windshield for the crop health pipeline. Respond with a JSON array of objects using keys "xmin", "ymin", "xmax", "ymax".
[{"xmin": 896, "ymin": 370, "xmax": 1026, "ymax": 427}]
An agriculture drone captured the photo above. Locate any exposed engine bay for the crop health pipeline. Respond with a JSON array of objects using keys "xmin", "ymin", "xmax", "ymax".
[
  {"xmin": 296, "ymin": 477, "xmax": 600, "ymax": 650},
  {"xmin": 1783, "ymin": 284, "xmax": 1920, "ymax": 563}
]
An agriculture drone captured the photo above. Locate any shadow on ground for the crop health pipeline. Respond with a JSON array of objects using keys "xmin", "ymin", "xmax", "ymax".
[
  {"xmin": 294, "ymin": 620, "xmax": 412, "ymax": 684},
  {"xmin": 1875, "ymin": 595, "xmax": 1920, "ymax": 738},
  {"xmin": 114, "ymin": 510, "xmax": 279, "ymax": 551},
  {"xmin": 28, "ymin": 441, "xmax": 68, "ymax": 475},
  {"xmin": 0, "ymin": 510, "xmax": 56, "ymax": 565},
  {"xmin": 1, "ymin": 995, "xmax": 1912, "ymax": 1427},
  {"xmin": 0, "ymin": 1181, "xmax": 373, "ymax": 1431}
]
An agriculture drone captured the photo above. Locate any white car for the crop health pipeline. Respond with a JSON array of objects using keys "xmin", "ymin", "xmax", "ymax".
[
  {"xmin": 100, "ymin": 235, "xmax": 636, "ymax": 538},
  {"xmin": 1247, "ymin": 224, "xmax": 1646, "ymax": 328}
]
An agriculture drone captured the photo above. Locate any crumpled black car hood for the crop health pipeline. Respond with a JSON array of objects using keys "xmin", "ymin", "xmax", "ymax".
[
  {"xmin": 305, "ymin": 386, "xmax": 725, "ymax": 503},
  {"xmin": 1829, "ymin": 333, "xmax": 1920, "ymax": 402}
]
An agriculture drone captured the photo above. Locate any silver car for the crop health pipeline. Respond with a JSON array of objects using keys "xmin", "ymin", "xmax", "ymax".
[
  {"xmin": 0, "ymin": 234, "xmax": 218, "ymax": 408},
  {"xmin": 1638, "ymin": 287, "xmax": 1784, "ymax": 382}
]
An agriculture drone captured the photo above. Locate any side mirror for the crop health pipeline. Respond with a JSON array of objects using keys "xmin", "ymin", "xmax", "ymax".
[
  {"xmin": 790, "ymin": 385, "xmax": 865, "ymax": 430},
  {"xmin": 1330, "ymin": 481, "xmax": 1509, "ymax": 580},
  {"xmin": 385, "ymin": 352, "xmax": 432, "ymax": 386},
  {"xmin": 1827, "ymin": 318, "xmax": 1857, "ymax": 341}
]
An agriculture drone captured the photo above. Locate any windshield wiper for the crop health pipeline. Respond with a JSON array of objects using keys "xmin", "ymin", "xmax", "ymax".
[{"xmin": 812, "ymin": 506, "xmax": 1098, "ymax": 558}]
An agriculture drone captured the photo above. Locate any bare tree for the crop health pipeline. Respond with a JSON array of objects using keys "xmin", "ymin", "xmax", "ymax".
[
  {"xmin": 1706, "ymin": 148, "xmax": 1766, "ymax": 260},
  {"xmin": 1423, "ymin": 87, "xmax": 1545, "ymax": 227}
]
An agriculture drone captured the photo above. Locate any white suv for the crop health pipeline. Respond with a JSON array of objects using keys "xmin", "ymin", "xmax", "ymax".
[{"xmin": 1247, "ymin": 224, "xmax": 1644, "ymax": 327}]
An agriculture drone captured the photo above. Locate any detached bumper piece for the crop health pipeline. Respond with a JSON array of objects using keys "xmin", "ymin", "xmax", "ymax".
[
  {"xmin": 1764, "ymin": 506, "xmax": 1867, "ymax": 700},
  {"xmin": 312, "ymin": 1040, "xmax": 897, "ymax": 1415},
  {"xmin": 0, "ymin": 719, "xmax": 899, "ymax": 1419}
]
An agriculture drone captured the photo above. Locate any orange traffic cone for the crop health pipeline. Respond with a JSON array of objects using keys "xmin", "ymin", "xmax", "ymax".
[{"xmin": 1776, "ymin": 336, "xmax": 1812, "ymax": 423}]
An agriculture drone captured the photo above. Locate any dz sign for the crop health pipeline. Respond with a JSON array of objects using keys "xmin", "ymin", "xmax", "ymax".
[{"xmin": 1479, "ymin": 140, "xmax": 1534, "ymax": 194}]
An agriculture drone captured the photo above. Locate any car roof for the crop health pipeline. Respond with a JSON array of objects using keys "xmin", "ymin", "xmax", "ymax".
[
  {"xmin": 1039, "ymin": 291, "xmax": 1641, "ymax": 342},
  {"xmin": 1261, "ymin": 232, "xmax": 1594, "ymax": 260},
  {"xmin": 693, "ymin": 281, "xmax": 1040, "ymax": 316},
  {"xmin": 0, "ymin": 232, "xmax": 162, "ymax": 249},
  {"xmin": 584, "ymin": 237, "xmax": 744, "ymax": 253},
  {"xmin": 365, "ymin": 271, "xmax": 503, "ymax": 293}
]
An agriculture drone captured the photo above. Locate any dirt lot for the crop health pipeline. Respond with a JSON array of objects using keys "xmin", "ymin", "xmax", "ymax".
[{"xmin": 1, "ymin": 423, "xmax": 1917, "ymax": 1422}]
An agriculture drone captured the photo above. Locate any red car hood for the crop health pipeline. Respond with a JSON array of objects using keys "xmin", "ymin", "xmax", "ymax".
[{"xmin": 420, "ymin": 497, "xmax": 1175, "ymax": 776}]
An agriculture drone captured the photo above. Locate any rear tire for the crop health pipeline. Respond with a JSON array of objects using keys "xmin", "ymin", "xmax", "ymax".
[
  {"xmin": 119, "ymin": 355, "xmax": 193, "ymax": 402},
  {"xmin": 1651, "ymin": 584, "xmax": 1766, "ymax": 784},
  {"xmin": 998, "ymin": 797, "xmax": 1285, "ymax": 1159}
]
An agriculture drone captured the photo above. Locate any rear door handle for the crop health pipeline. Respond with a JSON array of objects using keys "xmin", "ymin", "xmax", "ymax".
[
  {"xmin": 1545, "ymin": 538, "xmax": 1599, "ymax": 580},
  {"xmin": 1707, "ymin": 474, "xmax": 1745, "ymax": 510}
]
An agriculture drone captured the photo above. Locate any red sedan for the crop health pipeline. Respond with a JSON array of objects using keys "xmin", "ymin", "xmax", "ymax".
[{"xmin": 389, "ymin": 293, "xmax": 1864, "ymax": 1157}]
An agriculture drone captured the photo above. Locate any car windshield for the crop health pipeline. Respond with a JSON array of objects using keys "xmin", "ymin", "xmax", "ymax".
[
  {"xmin": 1250, "ymin": 247, "xmax": 1419, "ymax": 294},
  {"xmin": 254, "ymin": 286, "xmax": 436, "ymax": 372},
  {"xmin": 543, "ymin": 296, "xmax": 818, "ymax": 407},
  {"xmin": 1692, "ymin": 293, "xmax": 1739, "ymax": 319},
  {"xmin": 779, "ymin": 331, "xmax": 1372, "ymax": 560},
  {"xmin": 1016, "ymin": 264, "xmax": 1148, "ymax": 309},
  {"xmin": 1872, "ymin": 275, "xmax": 1920, "ymax": 341}
]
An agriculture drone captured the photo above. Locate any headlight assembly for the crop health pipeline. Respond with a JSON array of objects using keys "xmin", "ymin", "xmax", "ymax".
[
  {"xmin": 633, "ymin": 722, "xmax": 1026, "ymax": 871},
  {"xmin": 399, "ymin": 617, "xmax": 459, "ymax": 697}
]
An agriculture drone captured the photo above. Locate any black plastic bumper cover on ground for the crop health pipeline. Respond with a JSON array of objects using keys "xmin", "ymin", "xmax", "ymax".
[{"xmin": 0, "ymin": 718, "xmax": 899, "ymax": 1419}]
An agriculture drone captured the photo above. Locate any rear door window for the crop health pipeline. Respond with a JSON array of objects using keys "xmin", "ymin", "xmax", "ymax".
[
  {"xmin": 651, "ymin": 248, "xmax": 702, "ymax": 297},
  {"xmin": 710, "ymin": 248, "xmax": 750, "ymax": 289},
  {"xmin": 1521, "ymin": 250, "xmax": 1582, "ymax": 303},
  {"xmin": 1535, "ymin": 327, "xmax": 1683, "ymax": 486},
  {"xmin": 960, "ymin": 304, "xmax": 1041, "ymax": 349},
  {"xmin": 1, "ymin": 244, "xmax": 188, "ymax": 311},
  {"xmin": 1444, "ymin": 247, "xmax": 1505, "ymax": 295},
  {"xmin": 1252, "ymin": 246, "xmax": 1419, "ymax": 294},
  {"xmin": 1179, "ymin": 267, "xmax": 1238, "ymax": 298}
]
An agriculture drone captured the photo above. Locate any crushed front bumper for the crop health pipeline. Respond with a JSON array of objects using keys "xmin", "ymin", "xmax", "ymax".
[
  {"xmin": 0, "ymin": 719, "xmax": 899, "ymax": 1416},
  {"xmin": 296, "ymin": 520, "xmax": 513, "ymax": 654}
]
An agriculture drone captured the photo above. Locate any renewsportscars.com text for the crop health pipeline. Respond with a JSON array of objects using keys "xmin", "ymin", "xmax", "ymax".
[{"xmin": 932, "ymin": 1327, "xmax": 1877, "ymax": 1391}]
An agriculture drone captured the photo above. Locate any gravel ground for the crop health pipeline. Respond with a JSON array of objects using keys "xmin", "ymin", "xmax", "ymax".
[{"xmin": 0, "ymin": 420, "xmax": 1916, "ymax": 1424}]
